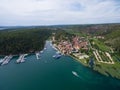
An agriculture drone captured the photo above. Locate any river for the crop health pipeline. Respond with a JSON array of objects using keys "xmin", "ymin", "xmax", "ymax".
[{"xmin": 0, "ymin": 41, "xmax": 120, "ymax": 90}]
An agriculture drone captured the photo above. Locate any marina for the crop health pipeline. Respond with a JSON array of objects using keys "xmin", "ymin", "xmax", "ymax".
[
  {"xmin": 0, "ymin": 41, "xmax": 120, "ymax": 90},
  {"xmin": 0, "ymin": 0, "xmax": 120, "ymax": 89},
  {"xmin": 0, "ymin": 42, "xmax": 59, "ymax": 65},
  {"xmin": 0, "ymin": 42, "xmax": 51, "ymax": 65}
]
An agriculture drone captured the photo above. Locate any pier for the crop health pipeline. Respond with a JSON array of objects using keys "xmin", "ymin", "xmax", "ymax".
[
  {"xmin": 35, "ymin": 52, "xmax": 40, "ymax": 59},
  {"xmin": 1, "ymin": 55, "xmax": 13, "ymax": 66},
  {"xmin": 0, "ymin": 56, "xmax": 8, "ymax": 64},
  {"xmin": 16, "ymin": 54, "xmax": 27, "ymax": 63}
]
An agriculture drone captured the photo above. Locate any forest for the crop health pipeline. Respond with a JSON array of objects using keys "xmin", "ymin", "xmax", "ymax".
[{"xmin": 0, "ymin": 28, "xmax": 52, "ymax": 55}]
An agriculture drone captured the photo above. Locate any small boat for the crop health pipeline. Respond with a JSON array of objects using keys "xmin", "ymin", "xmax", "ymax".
[
  {"xmin": 44, "ymin": 48, "xmax": 47, "ymax": 50},
  {"xmin": 72, "ymin": 71, "xmax": 79, "ymax": 77},
  {"xmin": 40, "ymin": 50, "xmax": 43, "ymax": 54},
  {"xmin": 53, "ymin": 53, "xmax": 62, "ymax": 59},
  {"xmin": 35, "ymin": 52, "xmax": 40, "ymax": 59}
]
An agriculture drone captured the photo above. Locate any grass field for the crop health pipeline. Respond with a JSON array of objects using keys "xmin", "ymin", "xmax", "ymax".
[{"xmin": 90, "ymin": 38, "xmax": 110, "ymax": 52}]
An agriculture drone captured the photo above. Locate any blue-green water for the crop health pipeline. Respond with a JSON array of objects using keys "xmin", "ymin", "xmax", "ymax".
[{"xmin": 0, "ymin": 41, "xmax": 120, "ymax": 90}]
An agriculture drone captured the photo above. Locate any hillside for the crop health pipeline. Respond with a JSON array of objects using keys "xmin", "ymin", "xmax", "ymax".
[
  {"xmin": 104, "ymin": 29, "xmax": 120, "ymax": 53},
  {"xmin": 0, "ymin": 28, "xmax": 52, "ymax": 55},
  {"xmin": 59, "ymin": 24, "xmax": 120, "ymax": 53},
  {"xmin": 58, "ymin": 24, "xmax": 120, "ymax": 35}
]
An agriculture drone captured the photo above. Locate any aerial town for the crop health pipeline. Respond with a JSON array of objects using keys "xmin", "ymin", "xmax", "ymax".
[
  {"xmin": 51, "ymin": 31, "xmax": 120, "ymax": 79},
  {"xmin": 52, "ymin": 33, "xmax": 115, "ymax": 66},
  {"xmin": 52, "ymin": 35, "xmax": 90, "ymax": 60}
]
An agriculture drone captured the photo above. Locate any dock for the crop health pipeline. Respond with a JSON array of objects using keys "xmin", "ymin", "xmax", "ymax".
[
  {"xmin": 16, "ymin": 54, "xmax": 27, "ymax": 63},
  {"xmin": 0, "ymin": 56, "xmax": 8, "ymax": 64},
  {"xmin": 1, "ymin": 55, "xmax": 13, "ymax": 66},
  {"xmin": 35, "ymin": 52, "xmax": 40, "ymax": 59}
]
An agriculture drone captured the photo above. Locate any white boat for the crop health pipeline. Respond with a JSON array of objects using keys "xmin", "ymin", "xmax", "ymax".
[
  {"xmin": 72, "ymin": 71, "xmax": 79, "ymax": 77},
  {"xmin": 40, "ymin": 51, "xmax": 43, "ymax": 53},
  {"xmin": 53, "ymin": 54, "xmax": 62, "ymax": 59},
  {"xmin": 44, "ymin": 48, "xmax": 47, "ymax": 50},
  {"xmin": 35, "ymin": 52, "xmax": 40, "ymax": 59}
]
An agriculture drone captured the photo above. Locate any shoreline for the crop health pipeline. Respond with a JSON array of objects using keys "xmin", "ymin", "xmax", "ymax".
[
  {"xmin": 0, "ymin": 41, "xmax": 48, "ymax": 57},
  {"xmin": 0, "ymin": 53, "xmax": 34, "ymax": 57},
  {"xmin": 52, "ymin": 42, "xmax": 120, "ymax": 80},
  {"xmin": 71, "ymin": 54, "xmax": 120, "ymax": 80},
  {"xmin": 71, "ymin": 55, "xmax": 120, "ymax": 80}
]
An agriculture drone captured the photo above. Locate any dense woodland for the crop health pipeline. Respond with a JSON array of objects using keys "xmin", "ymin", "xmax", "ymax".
[
  {"xmin": 105, "ymin": 30, "xmax": 120, "ymax": 53},
  {"xmin": 54, "ymin": 30, "xmax": 74, "ymax": 42},
  {"xmin": 0, "ymin": 28, "xmax": 52, "ymax": 55}
]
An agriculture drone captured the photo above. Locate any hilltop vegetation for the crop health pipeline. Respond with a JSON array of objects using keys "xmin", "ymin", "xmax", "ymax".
[
  {"xmin": 0, "ymin": 23, "xmax": 120, "ymax": 55},
  {"xmin": 105, "ymin": 30, "xmax": 120, "ymax": 53},
  {"xmin": 59, "ymin": 24, "xmax": 120, "ymax": 53},
  {"xmin": 0, "ymin": 28, "xmax": 52, "ymax": 55},
  {"xmin": 59, "ymin": 24, "xmax": 120, "ymax": 35}
]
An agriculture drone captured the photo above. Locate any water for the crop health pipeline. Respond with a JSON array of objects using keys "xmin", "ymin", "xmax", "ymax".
[
  {"xmin": 0, "ymin": 41, "xmax": 120, "ymax": 90},
  {"xmin": 0, "ymin": 28, "xmax": 6, "ymax": 30}
]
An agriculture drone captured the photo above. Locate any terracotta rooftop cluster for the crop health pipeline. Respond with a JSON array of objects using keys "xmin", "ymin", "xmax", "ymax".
[{"xmin": 57, "ymin": 36, "xmax": 89, "ymax": 54}]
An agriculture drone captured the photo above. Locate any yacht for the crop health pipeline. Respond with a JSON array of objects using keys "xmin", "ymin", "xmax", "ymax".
[
  {"xmin": 53, "ymin": 52, "xmax": 62, "ymax": 59},
  {"xmin": 72, "ymin": 71, "xmax": 79, "ymax": 77}
]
